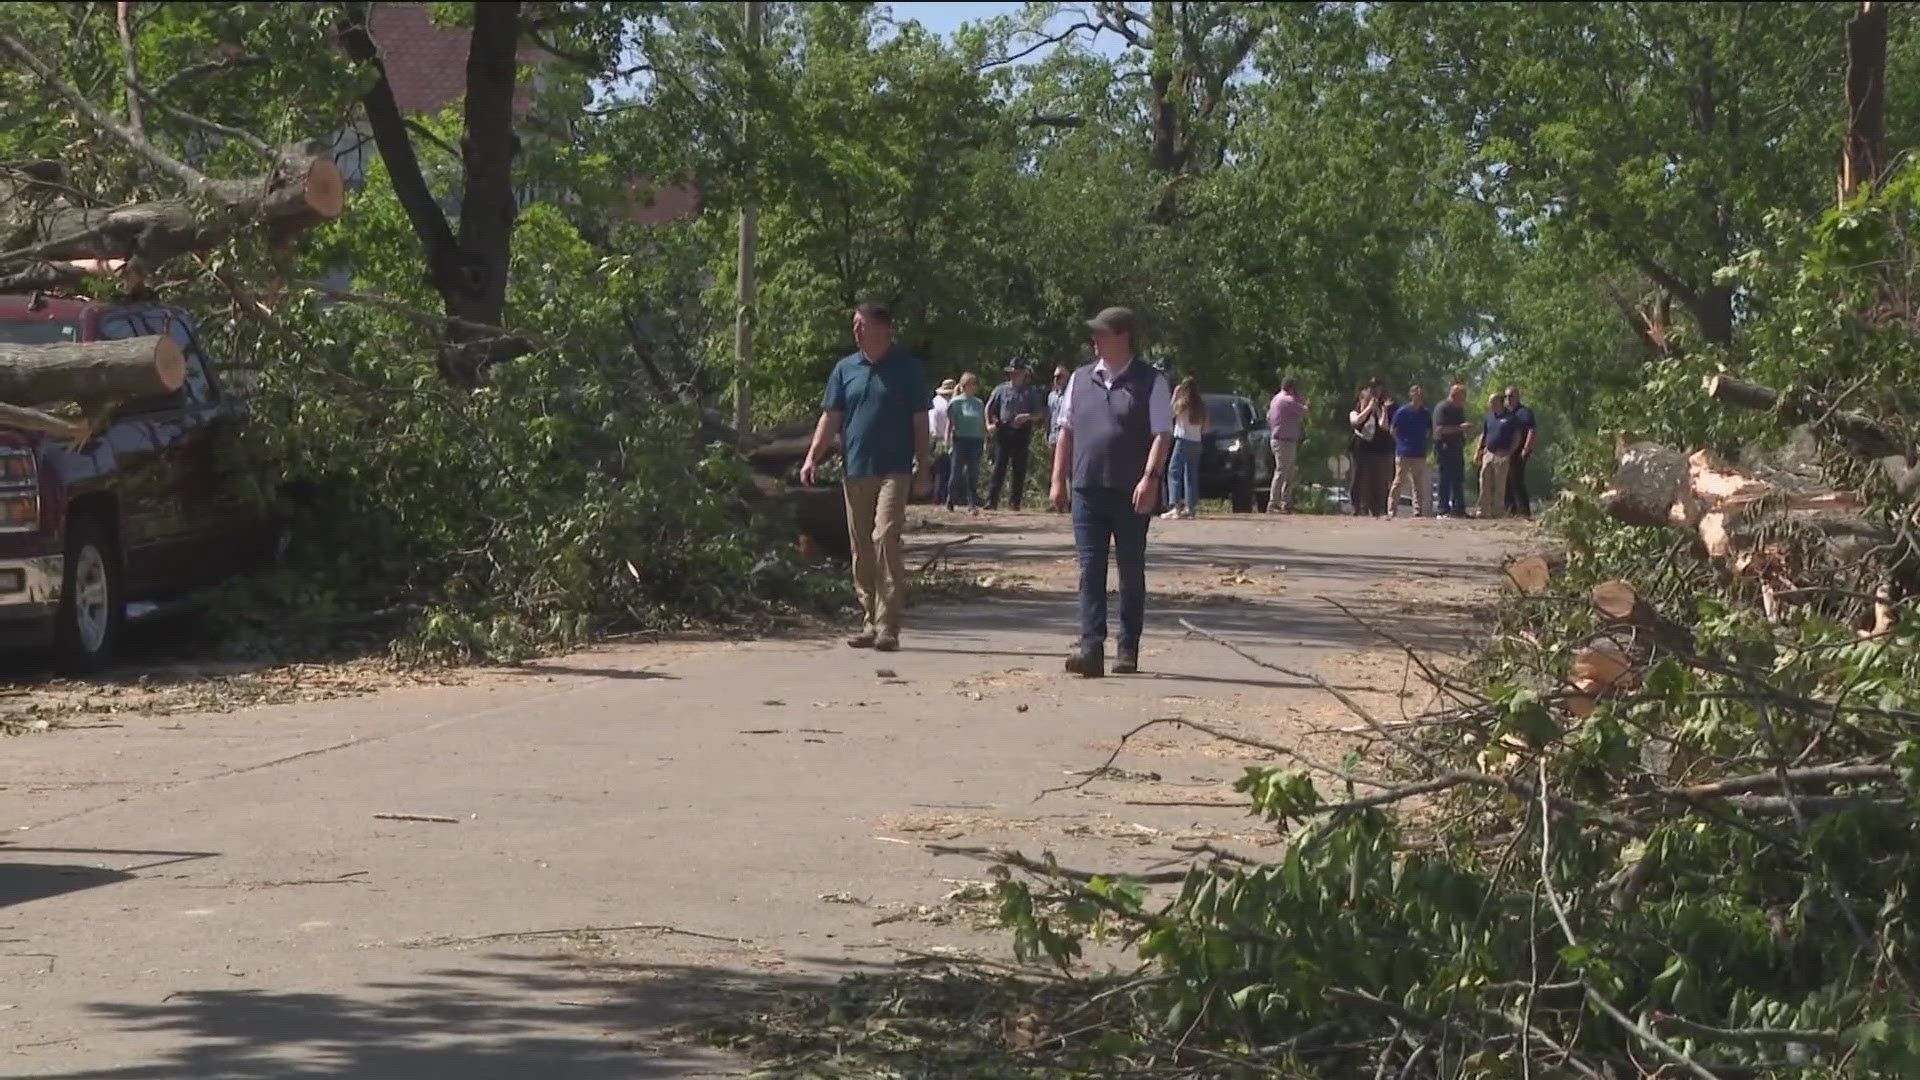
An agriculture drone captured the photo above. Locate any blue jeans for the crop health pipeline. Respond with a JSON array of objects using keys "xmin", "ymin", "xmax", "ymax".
[
  {"xmin": 1436, "ymin": 444, "xmax": 1467, "ymax": 516},
  {"xmin": 947, "ymin": 437, "xmax": 984, "ymax": 509},
  {"xmin": 1168, "ymin": 438, "xmax": 1201, "ymax": 512},
  {"xmin": 1072, "ymin": 486, "xmax": 1151, "ymax": 655}
]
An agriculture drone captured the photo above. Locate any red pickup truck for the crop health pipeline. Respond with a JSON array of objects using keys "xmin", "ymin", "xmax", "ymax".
[{"xmin": 0, "ymin": 295, "xmax": 277, "ymax": 671}]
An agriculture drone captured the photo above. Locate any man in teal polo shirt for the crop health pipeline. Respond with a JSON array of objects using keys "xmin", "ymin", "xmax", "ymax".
[{"xmin": 801, "ymin": 301, "xmax": 932, "ymax": 652}]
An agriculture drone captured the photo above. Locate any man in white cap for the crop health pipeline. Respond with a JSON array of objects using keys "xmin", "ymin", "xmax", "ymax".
[
  {"xmin": 931, "ymin": 377, "xmax": 956, "ymax": 506},
  {"xmin": 1049, "ymin": 306, "xmax": 1173, "ymax": 678}
]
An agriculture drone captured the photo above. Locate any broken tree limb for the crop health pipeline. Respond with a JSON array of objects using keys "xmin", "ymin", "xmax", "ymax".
[
  {"xmin": 0, "ymin": 334, "xmax": 184, "ymax": 406},
  {"xmin": 1705, "ymin": 373, "xmax": 1907, "ymax": 465},
  {"xmin": 0, "ymin": 147, "xmax": 344, "ymax": 290},
  {"xmin": 0, "ymin": 402, "xmax": 91, "ymax": 443},
  {"xmin": 1603, "ymin": 440, "xmax": 1892, "ymax": 583},
  {"xmin": 913, "ymin": 533, "xmax": 979, "ymax": 575}
]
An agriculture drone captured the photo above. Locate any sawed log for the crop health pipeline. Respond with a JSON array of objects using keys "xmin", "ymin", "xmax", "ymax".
[{"xmin": 0, "ymin": 334, "xmax": 184, "ymax": 406}]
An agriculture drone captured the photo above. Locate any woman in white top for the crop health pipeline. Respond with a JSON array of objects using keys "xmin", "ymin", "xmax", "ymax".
[{"xmin": 1166, "ymin": 377, "xmax": 1208, "ymax": 518}]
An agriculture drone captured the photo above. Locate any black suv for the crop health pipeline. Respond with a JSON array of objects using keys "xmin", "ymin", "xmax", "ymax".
[{"xmin": 1198, "ymin": 394, "xmax": 1273, "ymax": 513}]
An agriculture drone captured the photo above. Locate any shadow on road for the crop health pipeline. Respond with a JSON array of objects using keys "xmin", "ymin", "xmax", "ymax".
[
  {"xmin": 0, "ymin": 844, "xmax": 216, "ymax": 910},
  {"xmin": 29, "ymin": 951, "xmax": 850, "ymax": 1079}
]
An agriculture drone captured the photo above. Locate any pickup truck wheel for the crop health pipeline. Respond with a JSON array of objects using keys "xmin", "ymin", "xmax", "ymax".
[{"xmin": 55, "ymin": 519, "xmax": 124, "ymax": 674}]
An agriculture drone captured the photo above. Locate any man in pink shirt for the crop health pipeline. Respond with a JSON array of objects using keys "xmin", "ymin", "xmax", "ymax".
[{"xmin": 1266, "ymin": 376, "xmax": 1308, "ymax": 513}]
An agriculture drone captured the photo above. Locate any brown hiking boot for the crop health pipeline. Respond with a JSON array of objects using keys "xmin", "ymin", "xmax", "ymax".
[
  {"xmin": 874, "ymin": 632, "xmax": 900, "ymax": 653},
  {"xmin": 1064, "ymin": 647, "xmax": 1105, "ymax": 678},
  {"xmin": 1113, "ymin": 649, "xmax": 1139, "ymax": 675},
  {"xmin": 846, "ymin": 629, "xmax": 878, "ymax": 649}
]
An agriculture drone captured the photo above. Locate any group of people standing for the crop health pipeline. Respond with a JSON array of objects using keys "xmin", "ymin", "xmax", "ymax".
[
  {"xmin": 1345, "ymin": 380, "xmax": 1538, "ymax": 520},
  {"xmin": 927, "ymin": 364, "xmax": 1053, "ymax": 513},
  {"xmin": 798, "ymin": 298, "xmax": 1540, "ymax": 669}
]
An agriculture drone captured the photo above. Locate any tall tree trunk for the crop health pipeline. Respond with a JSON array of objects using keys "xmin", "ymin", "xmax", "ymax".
[
  {"xmin": 445, "ymin": 1, "xmax": 524, "ymax": 384},
  {"xmin": 338, "ymin": 2, "xmax": 528, "ymax": 387},
  {"xmin": 1685, "ymin": 283, "xmax": 1736, "ymax": 348},
  {"xmin": 1841, "ymin": 0, "xmax": 1887, "ymax": 202},
  {"xmin": 1148, "ymin": 0, "xmax": 1179, "ymax": 176}
]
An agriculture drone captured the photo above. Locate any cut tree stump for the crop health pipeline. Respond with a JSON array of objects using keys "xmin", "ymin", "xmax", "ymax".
[
  {"xmin": 0, "ymin": 334, "xmax": 184, "ymax": 405},
  {"xmin": 1505, "ymin": 554, "xmax": 1551, "ymax": 595},
  {"xmin": 1564, "ymin": 642, "xmax": 1640, "ymax": 718},
  {"xmin": 1590, "ymin": 579, "xmax": 1694, "ymax": 654},
  {"xmin": 1591, "ymin": 580, "xmax": 1653, "ymax": 625}
]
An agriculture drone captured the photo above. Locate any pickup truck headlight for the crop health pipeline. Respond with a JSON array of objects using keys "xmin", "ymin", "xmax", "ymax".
[
  {"xmin": 1222, "ymin": 439, "xmax": 1244, "ymax": 454},
  {"xmin": 0, "ymin": 448, "xmax": 38, "ymax": 532}
]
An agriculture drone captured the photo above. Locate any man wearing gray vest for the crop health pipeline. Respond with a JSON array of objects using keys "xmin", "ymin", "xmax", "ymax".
[{"xmin": 1049, "ymin": 306, "xmax": 1173, "ymax": 678}]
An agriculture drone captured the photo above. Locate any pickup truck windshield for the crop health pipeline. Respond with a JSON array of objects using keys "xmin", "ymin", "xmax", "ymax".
[
  {"xmin": 0, "ymin": 320, "xmax": 81, "ymax": 345},
  {"xmin": 1205, "ymin": 397, "xmax": 1246, "ymax": 435}
]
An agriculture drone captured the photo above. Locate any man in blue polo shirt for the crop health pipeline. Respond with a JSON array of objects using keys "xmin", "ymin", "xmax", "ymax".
[
  {"xmin": 801, "ymin": 301, "xmax": 932, "ymax": 652},
  {"xmin": 1389, "ymin": 385, "xmax": 1433, "ymax": 519}
]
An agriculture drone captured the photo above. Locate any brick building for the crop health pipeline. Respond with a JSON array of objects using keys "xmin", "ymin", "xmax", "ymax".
[{"xmin": 337, "ymin": 4, "xmax": 698, "ymax": 226}]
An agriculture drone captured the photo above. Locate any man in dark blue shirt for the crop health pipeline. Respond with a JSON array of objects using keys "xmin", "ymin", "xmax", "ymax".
[
  {"xmin": 1389, "ymin": 385, "xmax": 1434, "ymax": 518},
  {"xmin": 802, "ymin": 301, "xmax": 932, "ymax": 652},
  {"xmin": 1503, "ymin": 386, "xmax": 1538, "ymax": 518},
  {"xmin": 986, "ymin": 364, "xmax": 1047, "ymax": 511},
  {"xmin": 1474, "ymin": 391, "xmax": 1513, "ymax": 520}
]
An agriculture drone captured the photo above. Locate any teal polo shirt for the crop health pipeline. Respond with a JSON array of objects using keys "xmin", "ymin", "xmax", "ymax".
[{"xmin": 823, "ymin": 347, "xmax": 929, "ymax": 479}]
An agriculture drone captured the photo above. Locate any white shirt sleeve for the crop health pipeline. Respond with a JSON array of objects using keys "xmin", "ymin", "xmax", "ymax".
[
  {"xmin": 1057, "ymin": 372, "xmax": 1077, "ymax": 431},
  {"xmin": 1148, "ymin": 373, "xmax": 1173, "ymax": 435}
]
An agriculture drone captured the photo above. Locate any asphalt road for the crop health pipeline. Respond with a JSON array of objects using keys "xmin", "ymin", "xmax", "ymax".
[{"xmin": 1, "ymin": 510, "xmax": 1524, "ymax": 1078}]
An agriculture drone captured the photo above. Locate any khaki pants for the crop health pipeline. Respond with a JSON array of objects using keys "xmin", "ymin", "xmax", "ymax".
[
  {"xmin": 1269, "ymin": 439, "xmax": 1299, "ymax": 510},
  {"xmin": 1478, "ymin": 453, "xmax": 1510, "ymax": 519},
  {"xmin": 1391, "ymin": 456, "xmax": 1431, "ymax": 517},
  {"xmin": 844, "ymin": 473, "xmax": 909, "ymax": 634}
]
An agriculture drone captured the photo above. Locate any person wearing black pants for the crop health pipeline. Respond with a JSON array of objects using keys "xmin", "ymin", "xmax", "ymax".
[
  {"xmin": 988, "ymin": 426, "xmax": 1031, "ymax": 509},
  {"xmin": 1502, "ymin": 385, "xmax": 1537, "ymax": 518},
  {"xmin": 986, "ymin": 364, "xmax": 1045, "ymax": 510}
]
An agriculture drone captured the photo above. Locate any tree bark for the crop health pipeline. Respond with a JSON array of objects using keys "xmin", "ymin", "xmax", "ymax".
[
  {"xmin": 338, "ymin": 1, "xmax": 528, "ymax": 386},
  {"xmin": 0, "ymin": 334, "xmax": 184, "ymax": 406},
  {"xmin": 1705, "ymin": 374, "xmax": 1902, "ymax": 459},
  {"xmin": 1841, "ymin": 1, "xmax": 1888, "ymax": 201}
]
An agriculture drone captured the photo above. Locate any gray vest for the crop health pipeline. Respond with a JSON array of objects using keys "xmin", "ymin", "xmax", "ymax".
[{"xmin": 1069, "ymin": 360, "xmax": 1162, "ymax": 490}]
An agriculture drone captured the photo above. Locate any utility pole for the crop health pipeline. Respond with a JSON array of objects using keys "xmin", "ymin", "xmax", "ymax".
[{"xmin": 733, "ymin": 0, "xmax": 762, "ymax": 442}]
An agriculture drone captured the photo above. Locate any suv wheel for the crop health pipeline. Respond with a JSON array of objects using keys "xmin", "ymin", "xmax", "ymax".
[
  {"xmin": 1231, "ymin": 471, "xmax": 1256, "ymax": 514},
  {"xmin": 55, "ymin": 517, "xmax": 124, "ymax": 674}
]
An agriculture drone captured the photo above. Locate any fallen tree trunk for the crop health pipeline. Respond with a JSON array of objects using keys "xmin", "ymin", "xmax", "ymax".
[
  {"xmin": 1705, "ymin": 374, "xmax": 1914, "ymax": 493},
  {"xmin": 748, "ymin": 473, "xmax": 849, "ymax": 561},
  {"xmin": 0, "ymin": 335, "xmax": 184, "ymax": 405},
  {"xmin": 0, "ymin": 144, "xmax": 343, "ymax": 292},
  {"xmin": 1603, "ymin": 438, "xmax": 1901, "ymax": 631}
]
